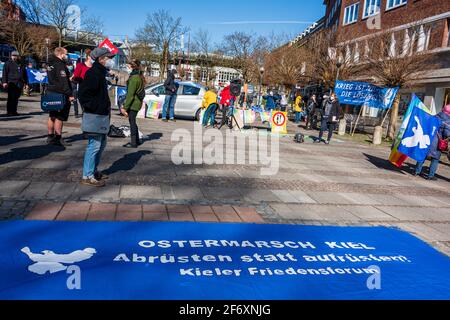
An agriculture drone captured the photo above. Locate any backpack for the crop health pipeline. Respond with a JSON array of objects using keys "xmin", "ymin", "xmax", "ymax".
[
  {"xmin": 108, "ymin": 125, "xmax": 126, "ymax": 138},
  {"xmin": 294, "ymin": 133, "xmax": 305, "ymax": 144}
]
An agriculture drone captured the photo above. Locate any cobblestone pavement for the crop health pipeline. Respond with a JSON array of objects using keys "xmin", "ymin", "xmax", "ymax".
[{"xmin": 1, "ymin": 94, "xmax": 449, "ymax": 256}]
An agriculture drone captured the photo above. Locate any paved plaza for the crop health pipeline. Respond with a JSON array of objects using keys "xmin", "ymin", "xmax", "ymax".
[{"xmin": 1, "ymin": 94, "xmax": 449, "ymax": 256}]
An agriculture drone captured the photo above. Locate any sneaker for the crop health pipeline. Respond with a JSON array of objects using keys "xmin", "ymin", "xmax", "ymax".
[
  {"xmin": 426, "ymin": 176, "xmax": 438, "ymax": 181},
  {"xmin": 325, "ymin": 141, "xmax": 330, "ymax": 145},
  {"xmin": 170, "ymin": 119, "xmax": 176, "ymax": 122},
  {"xmin": 81, "ymin": 177, "xmax": 105, "ymax": 187}
]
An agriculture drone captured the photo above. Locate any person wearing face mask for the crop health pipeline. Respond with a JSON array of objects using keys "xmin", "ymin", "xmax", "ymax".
[
  {"xmin": 46, "ymin": 47, "xmax": 75, "ymax": 146},
  {"xmin": 1, "ymin": 51, "xmax": 28, "ymax": 117},
  {"xmin": 78, "ymin": 48, "xmax": 116, "ymax": 187},
  {"xmin": 315, "ymin": 92, "xmax": 342, "ymax": 145}
]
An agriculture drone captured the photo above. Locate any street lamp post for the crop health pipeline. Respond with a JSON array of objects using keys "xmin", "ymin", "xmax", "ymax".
[
  {"xmin": 334, "ymin": 62, "xmax": 342, "ymax": 93},
  {"xmin": 45, "ymin": 38, "xmax": 50, "ymax": 65},
  {"xmin": 259, "ymin": 66, "xmax": 265, "ymax": 106}
]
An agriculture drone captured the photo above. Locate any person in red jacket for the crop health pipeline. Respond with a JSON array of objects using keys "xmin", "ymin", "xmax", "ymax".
[
  {"xmin": 71, "ymin": 49, "xmax": 93, "ymax": 118},
  {"xmin": 219, "ymin": 85, "xmax": 238, "ymax": 127}
]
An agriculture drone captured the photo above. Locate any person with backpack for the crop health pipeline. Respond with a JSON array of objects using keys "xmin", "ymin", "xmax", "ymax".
[
  {"xmin": 121, "ymin": 60, "xmax": 146, "ymax": 148},
  {"xmin": 414, "ymin": 104, "xmax": 450, "ymax": 181}
]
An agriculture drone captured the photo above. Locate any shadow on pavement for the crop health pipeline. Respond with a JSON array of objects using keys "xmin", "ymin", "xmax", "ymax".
[
  {"xmin": 0, "ymin": 144, "xmax": 65, "ymax": 165},
  {"xmin": 103, "ymin": 150, "xmax": 153, "ymax": 175},
  {"xmin": 0, "ymin": 134, "xmax": 48, "ymax": 147},
  {"xmin": 144, "ymin": 133, "xmax": 163, "ymax": 142},
  {"xmin": 363, "ymin": 153, "xmax": 407, "ymax": 174}
]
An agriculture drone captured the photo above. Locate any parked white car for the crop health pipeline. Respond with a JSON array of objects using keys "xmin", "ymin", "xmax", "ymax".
[{"xmin": 144, "ymin": 81, "xmax": 206, "ymax": 120}]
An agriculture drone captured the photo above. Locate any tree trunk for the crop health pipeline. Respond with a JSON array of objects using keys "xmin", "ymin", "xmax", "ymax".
[
  {"xmin": 387, "ymin": 93, "xmax": 401, "ymax": 140},
  {"xmin": 161, "ymin": 42, "xmax": 169, "ymax": 80}
]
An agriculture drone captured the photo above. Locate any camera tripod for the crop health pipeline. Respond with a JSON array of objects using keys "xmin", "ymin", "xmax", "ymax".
[{"xmin": 218, "ymin": 105, "xmax": 241, "ymax": 131}]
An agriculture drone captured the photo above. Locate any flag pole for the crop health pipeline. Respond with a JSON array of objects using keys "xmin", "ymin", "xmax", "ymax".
[{"xmin": 352, "ymin": 105, "xmax": 364, "ymax": 136}]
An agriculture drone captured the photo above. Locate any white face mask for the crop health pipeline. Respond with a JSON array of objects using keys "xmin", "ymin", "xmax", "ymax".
[{"xmin": 105, "ymin": 59, "xmax": 115, "ymax": 69}]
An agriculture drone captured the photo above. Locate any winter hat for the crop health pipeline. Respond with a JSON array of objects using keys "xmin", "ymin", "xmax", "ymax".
[{"xmin": 444, "ymin": 104, "xmax": 450, "ymax": 115}]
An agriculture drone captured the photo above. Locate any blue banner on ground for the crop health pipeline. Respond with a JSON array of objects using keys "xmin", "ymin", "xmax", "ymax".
[
  {"xmin": 26, "ymin": 68, "xmax": 48, "ymax": 84},
  {"xmin": 0, "ymin": 221, "xmax": 449, "ymax": 300},
  {"xmin": 335, "ymin": 81, "xmax": 398, "ymax": 109}
]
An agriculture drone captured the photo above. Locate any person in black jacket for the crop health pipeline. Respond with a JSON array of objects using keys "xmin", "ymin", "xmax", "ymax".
[
  {"xmin": 315, "ymin": 93, "xmax": 342, "ymax": 145},
  {"xmin": 161, "ymin": 68, "xmax": 178, "ymax": 122},
  {"xmin": 1, "ymin": 51, "xmax": 28, "ymax": 117},
  {"xmin": 78, "ymin": 47, "xmax": 115, "ymax": 187},
  {"xmin": 46, "ymin": 47, "xmax": 74, "ymax": 146}
]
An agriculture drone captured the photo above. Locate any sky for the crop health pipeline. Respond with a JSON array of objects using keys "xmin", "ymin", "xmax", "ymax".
[{"xmin": 76, "ymin": 0, "xmax": 325, "ymax": 45}]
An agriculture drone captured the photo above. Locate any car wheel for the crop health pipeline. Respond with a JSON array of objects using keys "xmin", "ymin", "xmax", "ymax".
[{"xmin": 195, "ymin": 108, "xmax": 202, "ymax": 121}]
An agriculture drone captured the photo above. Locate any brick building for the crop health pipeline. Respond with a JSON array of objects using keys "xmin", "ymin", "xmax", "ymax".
[
  {"xmin": 0, "ymin": 0, "xmax": 25, "ymax": 21},
  {"xmin": 331, "ymin": 0, "xmax": 450, "ymax": 111}
]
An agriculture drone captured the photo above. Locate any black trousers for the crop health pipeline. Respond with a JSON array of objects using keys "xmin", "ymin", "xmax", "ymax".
[
  {"xmin": 128, "ymin": 110, "xmax": 139, "ymax": 146},
  {"xmin": 319, "ymin": 118, "xmax": 336, "ymax": 142},
  {"xmin": 7, "ymin": 83, "xmax": 22, "ymax": 114}
]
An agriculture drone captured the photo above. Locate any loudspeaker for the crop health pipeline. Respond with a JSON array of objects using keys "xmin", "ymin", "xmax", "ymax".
[{"xmin": 230, "ymin": 79, "xmax": 242, "ymax": 96}]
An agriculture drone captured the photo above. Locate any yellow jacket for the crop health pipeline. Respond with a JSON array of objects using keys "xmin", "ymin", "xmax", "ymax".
[
  {"xmin": 202, "ymin": 91, "xmax": 218, "ymax": 109},
  {"xmin": 294, "ymin": 96, "xmax": 303, "ymax": 112}
]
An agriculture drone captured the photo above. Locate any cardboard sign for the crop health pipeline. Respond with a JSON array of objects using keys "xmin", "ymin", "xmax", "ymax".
[
  {"xmin": 271, "ymin": 111, "xmax": 288, "ymax": 135},
  {"xmin": 99, "ymin": 38, "xmax": 119, "ymax": 55}
]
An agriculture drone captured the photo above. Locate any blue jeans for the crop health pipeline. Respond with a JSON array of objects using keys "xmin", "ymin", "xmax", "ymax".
[
  {"xmin": 415, "ymin": 158, "xmax": 440, "ymax": 178},
  {"xmin": 295, "ymin": 112, "xmax": 303, "ymax": 123},
  {"xmin": 83, "ymin": 134, "xmax": 107, "ymax": 179},
  {"xmin": 162, "ymin": 95, "xmax": 176, "ymax": 119},
  {"xmin": 203, "ymin": 104, "xmax": 218, "ymax": 126}
]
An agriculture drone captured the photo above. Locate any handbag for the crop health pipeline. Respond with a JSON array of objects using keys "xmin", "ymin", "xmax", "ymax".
[
  {"xmin": 437, "ymin": 133, "xmax": 448, "ymax": 152},
  {"xmin": 41, "ymin": 92, "xmax": 66, "ymax": 112},
  {"xmin": 82, "ymin": 112, "xmax": 110, "ymax": 135}
]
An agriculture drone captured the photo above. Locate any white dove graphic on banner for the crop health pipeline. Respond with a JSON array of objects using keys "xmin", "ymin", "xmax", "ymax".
[{"xmin": 401, "ymin": 116, "xmax": 431, "ymax": 149}]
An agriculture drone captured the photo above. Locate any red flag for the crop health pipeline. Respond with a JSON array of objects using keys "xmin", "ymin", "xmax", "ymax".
[{"xmin": 99, "ymin": 38, "xmax": 119, "ymax": 55}]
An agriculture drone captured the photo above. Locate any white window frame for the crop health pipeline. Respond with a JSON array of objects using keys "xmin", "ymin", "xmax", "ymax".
[
  {"xmin": 343, "ymin": 2, "xmax": 360, "ymax": 26},
  {"xmin": 386, "ymin": 0, "xmax": 407, "ymax": 11},
  {"xmin": 363, "ymin": 0, "xmax": 380, "ymax": 19}
]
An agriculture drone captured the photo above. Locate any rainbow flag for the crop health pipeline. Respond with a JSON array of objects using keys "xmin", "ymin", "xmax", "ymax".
[
  {"xmin": 243, "ymin": 110, "xmax": 256, "ymax": 124},
  {"xmin": 389, "ymin": 95, "xmax": 435, "ymax": 167},
  {"xmin": 259, "ymin": 111, "xmax": 272, "ymax": 123},
  {"xmin": 146, "ymin": 101, "xmax": 162, "ymax": 119}
]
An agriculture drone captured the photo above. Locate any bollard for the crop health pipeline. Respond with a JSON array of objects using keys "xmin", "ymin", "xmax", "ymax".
[
  {"xmin": 338, "ymin": 119, "xmax": 346, "ymax": 136},
  {"xmin": 373, "ymin": 126, "xmax": 383, "ymax": 145}
]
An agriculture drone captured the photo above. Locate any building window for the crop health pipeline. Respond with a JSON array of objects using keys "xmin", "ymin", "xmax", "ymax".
[
  {"xmin": 343, "ymin": 2, "xmax": 360, "ymax": 26},
  {"xmin": 363, "ymin": 0, "xmax": 380, "ymax": 18},
  {"xmin": 386, "ymin": 0, "xmax": 407, "ymax": 11}
]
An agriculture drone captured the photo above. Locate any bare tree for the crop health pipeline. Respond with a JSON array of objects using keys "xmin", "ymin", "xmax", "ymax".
[
  {"xmin": 16, "ymin": 0, "xmax": 43, "ymax": 24},
  {"xmin": 39, "ymin": 0, "xmax": 75, "ymax": 47},
  {"xmin": 2, "ymin": 20, "xmax": 34, "ymax": 56},
  {"xmin": 221, "ymin": 31, "xmax": 255, "ymax": 81},
  {"xmin": 302, "ymin": 31, "xmax": 364, "ymax": 90},
  {"xmin": 136, "ymin": 10, "xmax": 188, "ymax": 80},
  {"xmin": 193, "ymin": 29, "xmax": 215, "ymax": 84},
  {"xmin": 364, "ymin": 24, "xmax": 437, "ymax": 139},
  {"xmin": 265, "ymin": 45, "xmax": 308, "ymax": 88}
]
